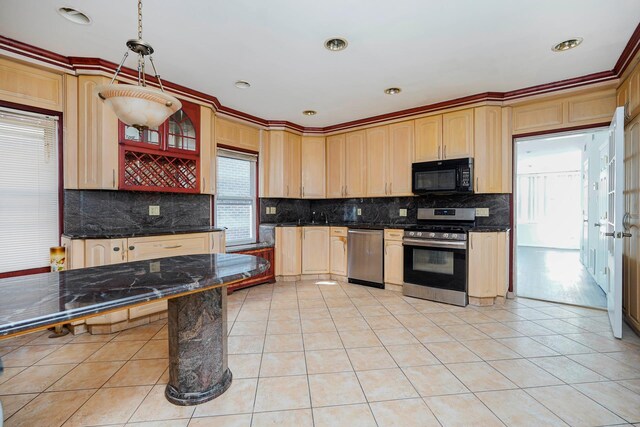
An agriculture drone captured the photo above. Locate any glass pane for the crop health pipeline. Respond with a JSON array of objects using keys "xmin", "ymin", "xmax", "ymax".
[
  {"xmin": 217, "ymin": 156, "xmax": 252, "ymax": 197},
  {"xmin": 167, "ymin": 110, "xmax": 196, "ymax": 150},
  {"xmin": 216, "ymin": 200, "xmax": 254, "ymax": 243},
  {"xmin": 413, "ymin": 249, "xmax": 454, "ymax": 275},
  {"xmin": 124, "ymin": 125, "xmax": 160, "ymax": 145}
]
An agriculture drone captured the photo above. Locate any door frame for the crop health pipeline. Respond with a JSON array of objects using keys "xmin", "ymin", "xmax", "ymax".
[{"xmin": 510, "ymin": 123, "xmax": 609, "ymax": 300}]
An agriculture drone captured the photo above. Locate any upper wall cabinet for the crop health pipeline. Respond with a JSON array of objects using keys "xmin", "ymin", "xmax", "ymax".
[
  {"xmin": 414, "ymin": 109, "xmax": 473, "ymax": 162},
  {"xmin": 260, "ymin": 130, "xmax": 301, "ymax": 198},
  {"xmin": 301, "ymin": 136, "xmax": 326, "ymax": 198},
  {"xmin": 200, "ymin": 106, "xmax": 216, "ymax": 195},
  {"xmin": 325, "ymin": 131, "xmax": 366, "ymax": 198},
  {"xmin": 473, "ymin": 106, "xmax": 510, "ymax": 193},
  {"xmin": 215, "ymin": 117, "xmax": 260, "ymax": 152},
  {"xmin": 365, "ymin": 121, "xmax": 414, "ymax": 197},
  {"xmin": 77, "ymin": 75, "xmax": 119, "ymax": 190},
  {"xmin": 0, "ymin": 57, "xmax": 63, "ymax": 111},
  {"xmin": 619, "ymin": 65, "xmax": 640, "ymax": 122},
  {"xmin": 326, "ymin": 134, "xmax": 346, "ymax": 198},
  {"xmin": 414, "ymin": 115, "xmax": 442, "ymax": 162}
]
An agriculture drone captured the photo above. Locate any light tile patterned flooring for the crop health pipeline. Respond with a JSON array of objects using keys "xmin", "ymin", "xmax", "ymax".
[{"xmin": 2, "ymin": 279, "xmax": 640, "ymax": 426}]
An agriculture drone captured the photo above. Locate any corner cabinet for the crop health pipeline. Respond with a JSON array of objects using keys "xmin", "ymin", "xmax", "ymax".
[
  {"xmin": 468, "ymin": 231, "xmax": 509, "ymax": 305},
  {"xmin": 330, "ymin": 227, "xmax": 348, "ymax": 277},
  {"xmin": 260, "ymin": 130, "xmax": 302, "ymax": 198}
]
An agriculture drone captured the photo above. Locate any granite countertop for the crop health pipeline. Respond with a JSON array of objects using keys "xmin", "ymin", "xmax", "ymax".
[
  {"xmin": 261, "ymin": 222, "xmax": 415, "ymax": 229},
  {"xmin": 0, "ymin": 254, "xmax": 268, "ymax": 337},
  {"xmin": 226, "ymin": 242, "xmax": 274, "ymax": 253},
  {"xmin": 469, "ymin": 226, "xmax": 511, "ymax": 232},
  {"xmin": 62, "ymin": 226, "xmax": 226, "ymax": 239}
]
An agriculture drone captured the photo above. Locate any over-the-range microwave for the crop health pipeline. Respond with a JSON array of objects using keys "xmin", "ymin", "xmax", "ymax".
[{"xmin": 412, "ymin": 158, "xmax": 473, "ymax": 194}]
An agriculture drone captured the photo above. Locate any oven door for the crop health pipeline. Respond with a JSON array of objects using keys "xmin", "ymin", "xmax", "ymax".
[{"xmin": 403, "ymin": 239, "xmax": 467, "ymax": 292}]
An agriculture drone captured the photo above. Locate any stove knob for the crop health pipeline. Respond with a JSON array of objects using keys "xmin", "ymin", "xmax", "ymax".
[
  {"xmin": 452, "ymin": 233, "xmax": 458, "ymax": 239},
  {"xmin": 409, "ymin": 232, "xmax": 415, "ymax": 236},
  {"xmin": 416, "ymin": 232, "xmax": 422, "ymax": 237},
  {"xmin": 443, "ymin": 233, "xmax": 449, "ymax": 238},
  {"xmin": 429, "ymin": 233, "xmax": 436, "ymax": 238}
]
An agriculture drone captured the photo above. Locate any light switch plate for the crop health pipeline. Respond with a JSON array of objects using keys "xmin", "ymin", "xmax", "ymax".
[
  {"xmin": 149, "ymin": 205, "xmax": 160, "ymax": 216},
  {"xmin": 476, "ymin": 208, "xmax": 490, "ymax": 217},
  {"xmin": 271, "ymin": 207, "xmax": 276, "ymax": 214},
  {"xmin": 399, "ymin": 208, "xmax": 407, "ymax": 217},
  {"xmin": 357, "ymin": 208, "xmax": 362, "ymax": 216}
]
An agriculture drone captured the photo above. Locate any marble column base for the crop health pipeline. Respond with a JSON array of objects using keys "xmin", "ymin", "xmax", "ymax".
[{"xmin": 165, "ymin": 287, "xmax": 232, "ymax": 405}]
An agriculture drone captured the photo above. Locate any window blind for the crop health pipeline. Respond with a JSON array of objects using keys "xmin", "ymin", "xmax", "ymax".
[{"xmin": 0, "ymin": 108, "xmax": 59, "ymax": 274}]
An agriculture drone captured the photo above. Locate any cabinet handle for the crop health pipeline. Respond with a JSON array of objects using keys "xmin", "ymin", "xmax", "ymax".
[
  {"xmin": 470, "ymin": 235, "xmax": 473, "ymax": 250},
  {"xmin": 385, "ymin": 183, "xmax": 388, "ymax": 195},
  {"xmin": 476, "ymin": 177, "xmax": 479, "ymax": 192},
  {"xmin": 129, "ymin": 245, "xmax": 135, "ymax": 250},
  {"xmin": 163, "ymin": 245, "xmax": 183, "ymax": 249},
  {"xmin": 112, "ymin": 169, "xmax": 116, "ymax": 188},
  {"xmin": 203, "ymin": 177, "xmax": 206, "ymax": 191},
  {"xmin": 113, "ymin": 247, "xmax": 120, "ymax": 252},
  {"xmin": 389, "ymin": 182, "xmax": 392, "ymax": 195},
  {"xmin": 302, "ymin": 186, "xmax": 305, "ymax": 198},
  {"xmin": 444, "ymin": 145, "xmax": 447, "ymax": 159},
  {"xmin": 287, "ymin": 185, "xmax": 289, "ymax": 196},
  {"xmin": 438, "ymin": 146, "xmax": 441, "ymax": 159}
]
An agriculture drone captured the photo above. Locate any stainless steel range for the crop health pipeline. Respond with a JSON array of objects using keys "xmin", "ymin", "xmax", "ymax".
[{"xmin": 402, "ymin": 208, "xmax": 476, "ymax": 306}]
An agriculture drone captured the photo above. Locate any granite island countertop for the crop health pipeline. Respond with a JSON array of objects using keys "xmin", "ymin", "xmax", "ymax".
[
  {"xmin": 62, "ymin": 226, "xmax": 226, "ymax": 239},
  {"xmin": 0, "ymin": 254, "xmax": 268, "ymax": 337}
]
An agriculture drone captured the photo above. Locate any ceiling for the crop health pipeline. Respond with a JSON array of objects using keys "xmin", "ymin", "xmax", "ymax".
[{"xmin": 1, "ymin": 1, "xmax": 639, "ymax": 127}]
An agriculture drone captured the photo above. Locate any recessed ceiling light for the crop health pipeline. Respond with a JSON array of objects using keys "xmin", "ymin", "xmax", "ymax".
[
  {"xmin": 552, "ymin": 38, "xmax": 583, "ymax": 52},
  {"xmin": 302, "ymin": 110, "xmax": 317, "ymax": 116},
  {"xmin": 324, "ymin": 38, "xmax": 348, "ymax": 51},
  {"xmin": 234, "ymin": 80, "xmax": 251, "ymax": 89},
  {"xmin": 384, "ymin": 87, "xmax": 402, "ymax": 95},
  {"xmin": 57, "ymin": 7, "xmax": 92, "ymax": 25}
]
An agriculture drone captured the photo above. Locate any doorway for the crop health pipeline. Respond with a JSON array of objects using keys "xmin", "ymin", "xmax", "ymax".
[{"xmin": 514, "ymin": 129, "xmax": 609, "ymax": 308}]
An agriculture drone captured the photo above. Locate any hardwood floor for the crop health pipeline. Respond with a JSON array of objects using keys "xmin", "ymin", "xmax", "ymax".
[{"xmin": 516, "ymin": 246, "xmax": 607, "ymax": 308}]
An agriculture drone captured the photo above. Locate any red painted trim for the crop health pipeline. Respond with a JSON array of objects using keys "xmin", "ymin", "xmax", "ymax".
[
  {"xmin": 502, "ymin": 71, "xmax": 617, "ymax": 100},
  {"xmin": 0, "ymin": 267, "xmax": 51, "ymax": 279},
  {"xmin": 513, "ymin": 121, "xmax": 610, "ymax": 139},
  {"xmin": 614, "ymin": 22, "xmax": 640, "ymax": 76},
  {"xmin": 0, "ymin": 35, "xmax": 72, "ymax": 70}
]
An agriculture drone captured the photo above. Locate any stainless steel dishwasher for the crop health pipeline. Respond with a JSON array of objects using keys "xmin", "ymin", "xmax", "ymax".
[{"xmin": 347, "ymin": 229, "xmax": 384, "ymax": 288}]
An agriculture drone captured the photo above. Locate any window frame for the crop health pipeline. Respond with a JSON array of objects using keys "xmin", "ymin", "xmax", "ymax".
[
  {"xmin": 0, "ymin": 100, "xmax": 63, "ymax": 279},
  {"xmin": 215, "ymin": 146, "xmax": 259, "ymax": 247}
]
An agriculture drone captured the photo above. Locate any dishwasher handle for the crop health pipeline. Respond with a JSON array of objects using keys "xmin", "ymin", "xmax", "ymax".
[{"xmin": 348, "ymin": 229, "xmax": 383, "ymax": 234}]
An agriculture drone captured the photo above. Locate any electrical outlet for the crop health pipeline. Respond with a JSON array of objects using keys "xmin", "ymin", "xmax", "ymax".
[
  {"xmin": 149, "ymin": 205, "xmax": 160, "ymax": 216},
  {"xmin": 149, "ymin": 261, "xmax": 160, "ymax": 273},
  {"xmin": 476, "ymin": 208, "xmax": 490, "ymax": 217},
  {"xmin": 271, "ymin": 207, "xmax": 276, "ymax": 214},
  {"xmin": 399, "ymin": 208, "xmax": 407, "ymax": 217},
  {"xmin": 357, "ymin": 208, "xmax": 362, "ymax": 216}
]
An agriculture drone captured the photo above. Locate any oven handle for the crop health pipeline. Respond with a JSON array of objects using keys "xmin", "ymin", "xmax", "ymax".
[{"xmin": 402, "ymin": 238, "xmax": 467, "ymax": 249}]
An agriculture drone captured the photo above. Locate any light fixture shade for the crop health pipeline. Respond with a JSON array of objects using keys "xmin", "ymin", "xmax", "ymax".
[{"xmin": 95, "ymin": 84, "xmax": 182, "ymax": 128}]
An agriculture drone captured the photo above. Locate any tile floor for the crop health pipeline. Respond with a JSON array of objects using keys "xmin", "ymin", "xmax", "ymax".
[{"xmin": 2, "ymin": 279, "xmax": 640, "ymax": 426}]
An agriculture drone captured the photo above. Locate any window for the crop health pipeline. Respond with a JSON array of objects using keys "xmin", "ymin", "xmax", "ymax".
[
  {"xmin": 215, "ymin": 149, "xmax": 257, "ymax": 246},
  {"xmin": 0, "ymin": 108, "xmax": 59, "ymax": 274}
]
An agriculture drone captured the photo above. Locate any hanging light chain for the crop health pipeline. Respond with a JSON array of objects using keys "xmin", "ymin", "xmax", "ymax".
[{"xmin": 137, "ymin": 0, "xmax": 143, "ymax": 40}]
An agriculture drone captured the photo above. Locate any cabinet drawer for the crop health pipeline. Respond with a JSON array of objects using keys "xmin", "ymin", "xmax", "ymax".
[
  {"xmin": 129, "ymin": 300, "xmax": 168, "ymax": 319},
  {"xmin": 330, "ymin": 227, "xmax": 348, "ymax": 237},
  {"xmin": 128, "ymin": 233, "xmax": 209, "ymax": 261},
  {"xmin": 384, "ymin": 229, "xmax": 404, "ymax": 241}
]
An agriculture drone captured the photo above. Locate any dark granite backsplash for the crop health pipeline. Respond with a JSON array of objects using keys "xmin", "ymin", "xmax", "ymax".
[
  {"xmin": 260, "ymin": 194, "xmax": 511, "ymax": 227},
  {"xmin": 64, "ymin": 190, "xmax": 211, "ymax": 235}
]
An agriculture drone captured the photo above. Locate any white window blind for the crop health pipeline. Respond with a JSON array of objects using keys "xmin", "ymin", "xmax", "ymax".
[{"xmin": 0, "ymin": 108, "xmax": 59, "ymax": 273}]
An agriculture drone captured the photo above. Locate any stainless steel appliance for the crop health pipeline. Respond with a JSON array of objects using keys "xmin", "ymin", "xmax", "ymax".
[
  {"xmin": 402, "ymin": 208, "xmax": 476, "ymax": 306},
  {"xmin": 348, "ymin": 229, "xmax": 384, "ymax": 289},
  {"xmin": 412, "ymin": 158, "xmax": 473, "ymax": 194}
]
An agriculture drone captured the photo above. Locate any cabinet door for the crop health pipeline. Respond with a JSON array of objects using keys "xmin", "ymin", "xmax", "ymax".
[
  {"xmin": 127, "ymin": 233, "xmax": 210, "ymax": 262},
  {"xmin": 629, "ymin": 67, "xmax": 640, "ymax": 121},
  {"xmin": 330, "ymin": 236, "xmax": 348, "ymax": 276},
  {"xmin": 345, "ymin": 130, "xmax": 367, "ymax": 197},
  {"xmin": 384, "ymin": 241, "xmax": 404, "ymax": 285},
  {"xmin": 259, "ymin": 130, "xmax": 286, "ymax": 198},
  {"xmin": 77, "ymin": 76, "xmax": 119, "ymax": 190},
  {"xmin": 468, "ymin": 232, "xmax": 508, "ymax": 299},
  {"xmin": 200, "ymin": 106, "xmax": 216, "ymax": 194},
  {"xmin": 388, "ymin": 121, "xmax": 414, "ymax": 196},
  {"xmin": 301, "ymin": 136, "xmax": 326, "ymax": 198},
  {"xmin": 474, "ymin": 106, "xmax": 504, "ymax": 193},
  {"xmin": 326, "ymin": 134, "xmax": 346, "ymax": 198},
  {"xmin": 365, "ymin": 126, "xmax": 389, "ymax": 197},
  {"xmin": 85, "ymin": 239, "xmax": 127, "ymax": 267},
  {"xmin": 443, "ymin": 109, "xmax": 474, "ymax": 159},
  {"xmin": 210, "ymin": 231, "xmax": 226, "ymax": 254},
  {"xmin": 302, "ymin": 227, "xmax": 330, "ymax": 274},
  {"xmin": 414, "ymin": 115, "xmax": 442, "ymax": 162},
  {"xmin": 275, "ymin": 227, "xmax": 302, "ymax": 276},
  {"xmin": 285, "ymin": 132, "xmax": 302, "ymax": 198}
]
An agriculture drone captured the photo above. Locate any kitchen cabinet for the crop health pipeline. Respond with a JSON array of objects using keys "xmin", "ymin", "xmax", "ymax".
[
  {"xmin": 330, "ymin": 227, "xmax": 348, "ymax": 276},
  {"xmin": 326, "ymin": 134, "xmax": 346, "ymax": 198},
  {"xmin": 345, "ymin": 131, "xmax": 367, "ymax": 197},
  {"xmin": 468, "ymin": 231, "xmax": 509, "ymax": 305},
  {"xmin": 77, "ymin": 75, "xmax": 119, "ymax": 190},
  {"xmin": 302, "ymin": 226, "xmax": 330, "ymax": 274},
  {"xmin": 301, "ymin": 136, "xmax": 325, "ymax": 198},
  {"xmin": 275, "ymin": 227, "xmax": 302, "ymax": 276},
  {"xmin": 474, "ymin": 106, "xmax": 510, "ymax": 193},
  {"xmin": 384, "ymin": 229, "xmax": 404, "ymax": 287},
  {"xmin": 629, "ymin": 66, "xmax": 640, "ymax": 121},
  {"xmin": 127, "ymin": 233, "xmax": 210, "ymax": 262},
  {"xmin": 84, "ymin": 238, "xmax": 127, "ymax": 267},
  {"xmin": 215, "ymin": 116, "xmax": 260, "ymax": 152},
  {"xmin": 227, "ymin": 247, "xmax": 276, "ymax": 293},
  {"xmin": 200, "ymin": 106, "xmax": 216, "ymax": 195},
  {"xmin": 366, "ymin": 122, "xmax": 414, "ymax": 197},
  {"xmin": 415, "ymin": 115, "xmax": 443, "ymax": 162},
  {"xmin": 442, "ymin": 109, "xmax": 474, "ymax": 159},
  {"xmin": 210, "ymin": 231, "xmax": 226, "ymax": 254},
  {"xmin": 260, "ymin": 130, "xmax": 301, "ymax": 198}
]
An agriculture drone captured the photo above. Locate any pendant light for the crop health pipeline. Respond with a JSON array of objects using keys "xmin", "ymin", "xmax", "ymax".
[{"xmin": 96, "ymin": 0, "xmax": 181, "ymax": 130}]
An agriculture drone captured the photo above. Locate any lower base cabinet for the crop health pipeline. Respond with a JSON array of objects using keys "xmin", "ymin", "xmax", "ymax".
[
  {"xmin": 227, "ymin": 247, "xmax": 275, "ymax": 293},
  {"xmin": 330, "ymin": 227, "xmax": 348, "ymax": 276},
  {"xmin": 384, "ymin": 229, "xmax": 404, "ymax": 286},
  {"xmin": 302, "ymin": 227, "xmax": 330, "ymax": 274},
  {"xmin": 468, "ymin": 231, "xmax": 509, "ymax": 305},
  {"xmin": 275, "ymin": 227, "xmax": 302, "ymax": 276}
]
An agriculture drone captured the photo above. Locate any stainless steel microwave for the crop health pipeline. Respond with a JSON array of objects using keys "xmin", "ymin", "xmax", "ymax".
[{"xmin": 412, "ymin": 158, "xmax": 473, "ymax": 194}]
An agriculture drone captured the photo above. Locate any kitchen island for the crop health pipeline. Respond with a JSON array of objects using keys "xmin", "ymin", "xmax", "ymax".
[{"xmin": 0, "ymin": 253, "xmax": 269, "ymax": 405}]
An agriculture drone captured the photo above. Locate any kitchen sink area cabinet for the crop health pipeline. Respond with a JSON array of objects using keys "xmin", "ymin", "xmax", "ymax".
[
  {"xmin": 260, "ymin": 130, "xmax": 302, "ymax": 198},
  {"xmin": 326, "ymin": 134, "xmax": 346, "ymax": 198},
  {"xmin": 302, "ymin": 226, "xmax": 330, "ymax": 274},
  {"xmin": 301, "ymin": 136, "xmax": 326, "ymax": 198},
  {"xmin": 275, "ymin": 226, "xmax": 302, "ymax": 277},
  {"xmin": 468, "ymin": 231, "xmax": 509, "ymax": 306},
  {"xmin": 414, "ymin": 115, "xmax": 443, "ymax": 162},
  {"xmin": 330, "ymin": 227, "xmax": 348, "ymax": 277},
  {"xmin": 383, "ymin": 229, "xmax": 404, "ymax": 290},
  {"xmin": 442, "ymin": 109, "xmax": 474, "ymax": 160}
]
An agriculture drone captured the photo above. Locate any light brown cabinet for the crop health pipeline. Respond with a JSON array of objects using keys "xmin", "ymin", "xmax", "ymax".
[
  {"xmin": 199, "ymin": 106, "xmax": 216, "ymax": 195},
  {"xmin": 301, "ymin": 136, "xmax": 325, "ymax": 198},
  {"xmin": 302, "ymin": 226, "xmax": 330, "ymax": 274},
  {"xmin": 260, "ymin": 130, "xmax": 301, "ymax": 198},
  {"xmin": 366, "ymin": 122, "xmax": 414, "ymax": 197},
  {"xmin": 442, "ymin": 109, "xmax": 474, "ymax": 159},
  {"xmin": 326, "ymin": 134, "xmax": 346, "ymax": 198},
  {"xmin": 473, "ymin": 106, "xmax": 510, "ymax": 193},
  {"xmin": 384, "ymin": 229, "xmax": 404, "ymax": 286},
  {"xmin": 330, "ymin": 227, "xmax": 348, "ymax": 276},
  {"xmin": 468, "ymin": 231, "xmax": 509, "ymax": 305},
  {"xmin": 365, "ymin": 126, "xmax": 389, "ymax": 197},
  {"xmin": 215, "ymin": 116, "xmax": 260, "ymax": 152},
  {"xmin": 127, "ymin": 233, "xmax": 211, "ymax": 262},
  {"xmin": 275, "ymin": 226, "xmax": 302, "ymax": 276},
  {"xmin": 77, "ymin": 75, "xmax": 119, "ymax": 190},
  {"xmin": 414, "ymin": 115, "xmax": 443, "ymax": 162},
  {"xmin": 84, "ymin": 238, "xmax": 127, "ymax": 267},
  {"xmin": 326, "ymin": 131, "xmax": 366, "ymax": 198}
]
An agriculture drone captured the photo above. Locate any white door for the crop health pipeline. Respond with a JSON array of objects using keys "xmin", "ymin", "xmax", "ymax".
[{"xmin": 604, "ymin": 106, "xmax": 625, "ymax": 338}]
